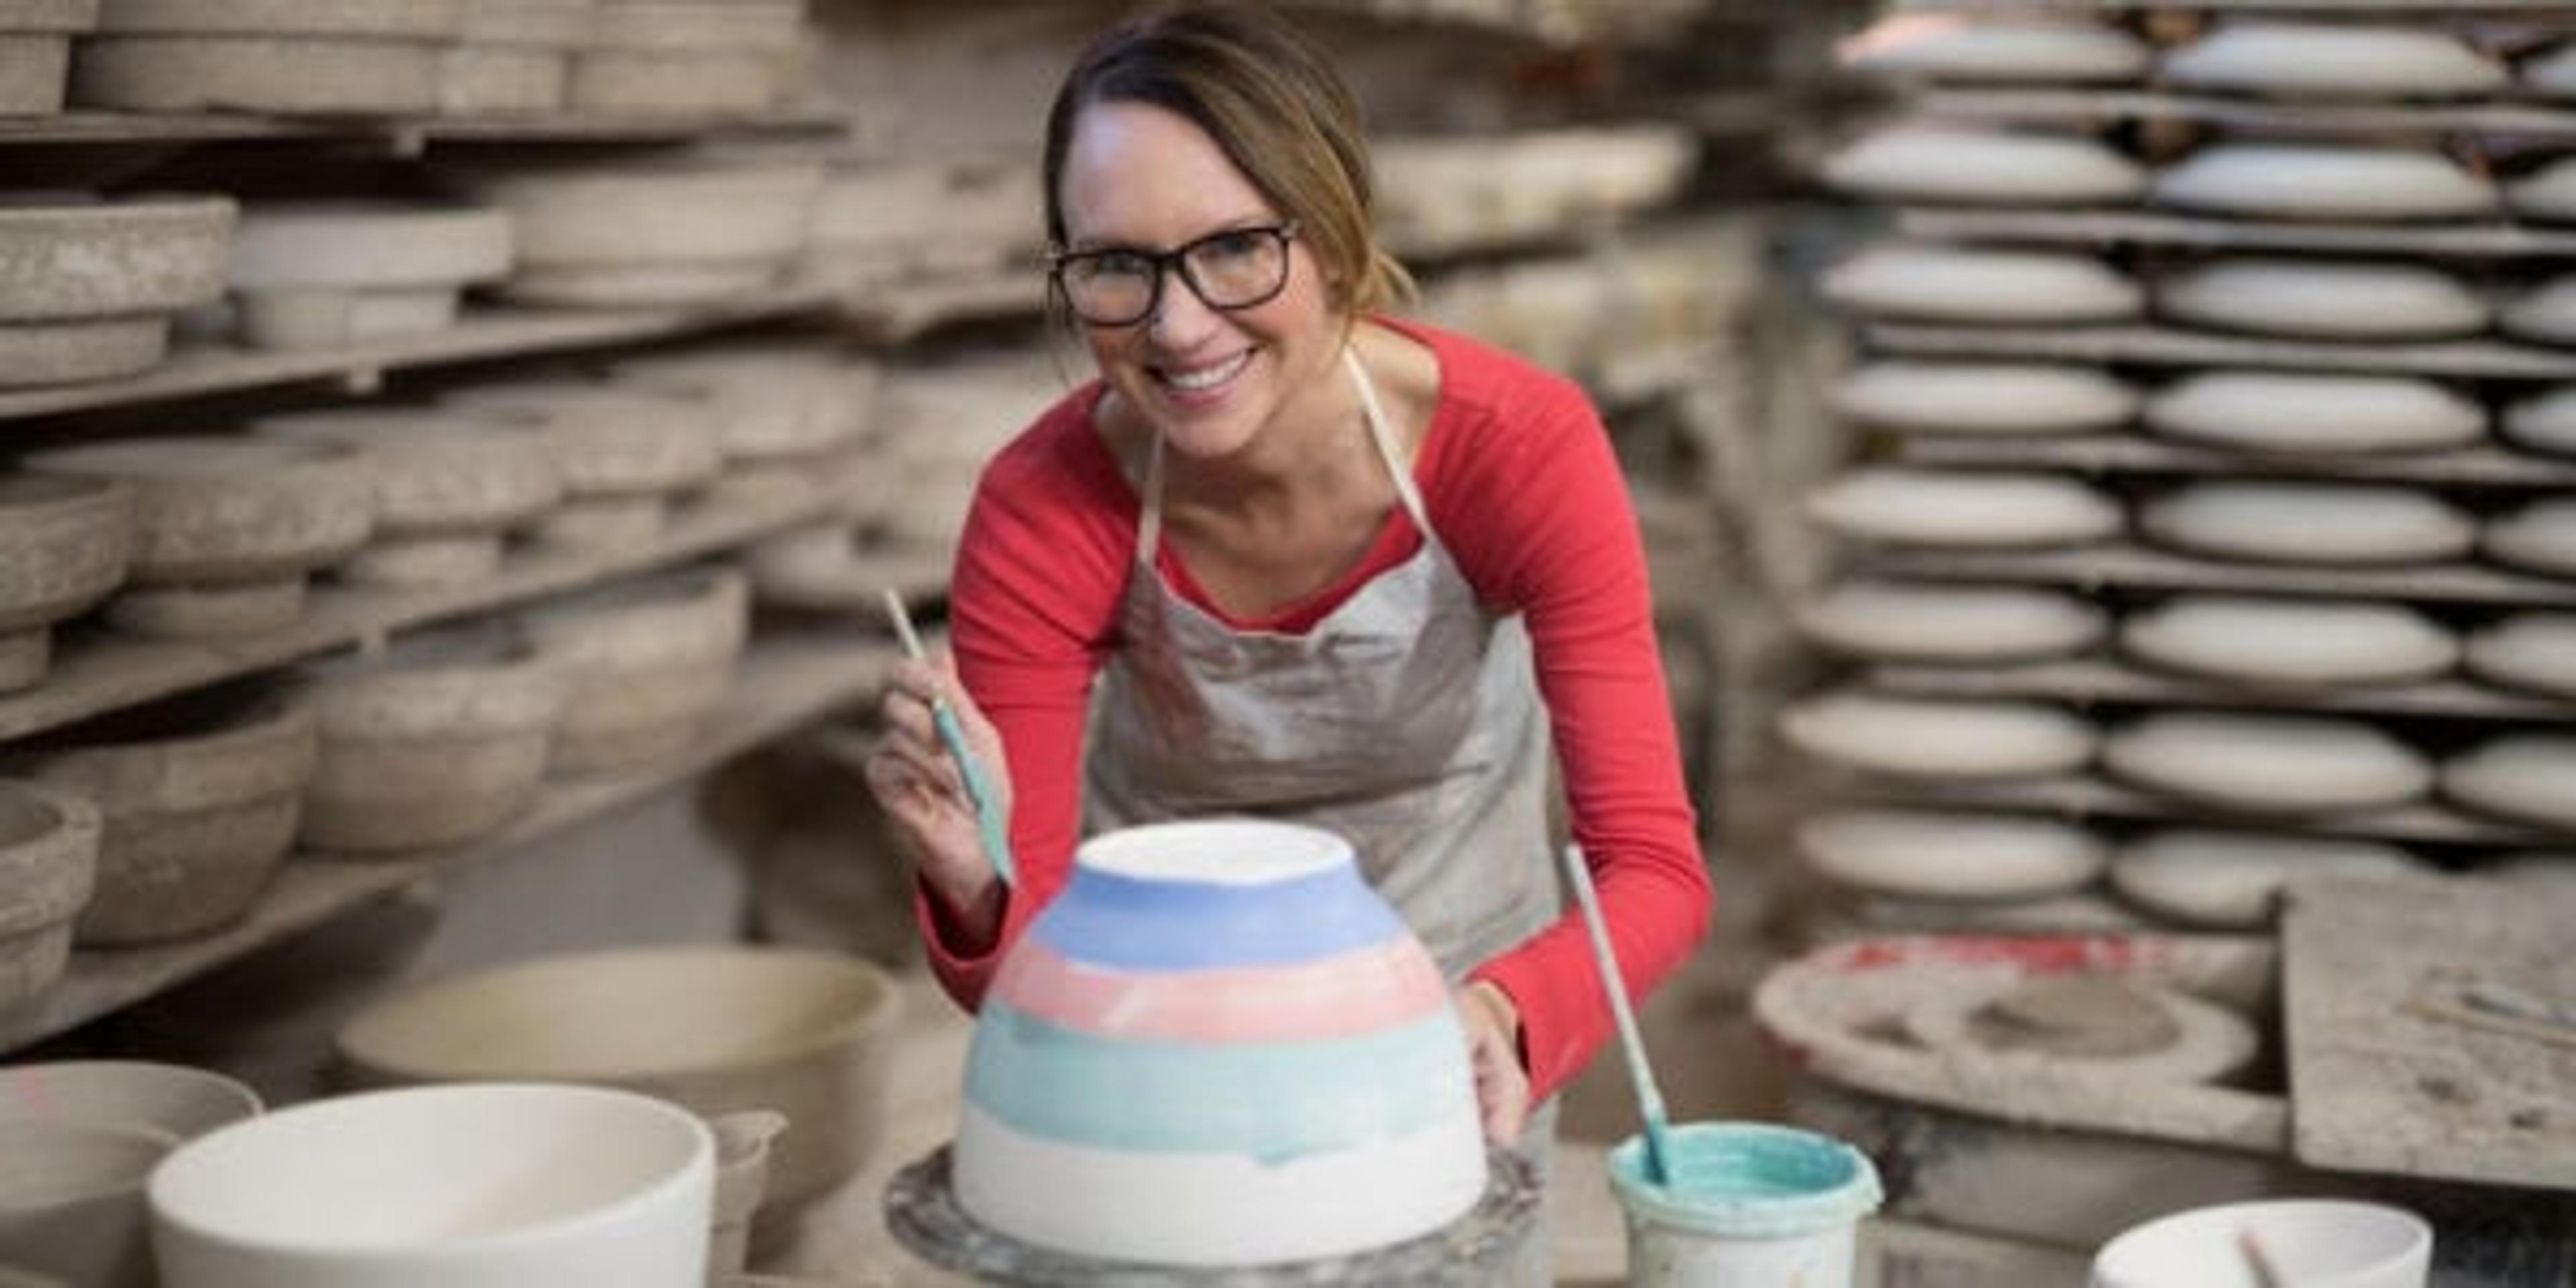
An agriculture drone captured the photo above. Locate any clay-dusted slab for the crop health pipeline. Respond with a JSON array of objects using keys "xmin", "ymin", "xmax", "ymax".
[
  {"xmin": 0, "ymin": 474, "xmax": 131, "ymax": 635},
  {"xmin": 72, "ymin": 36, "xmax": 445, "ymax": 113},
  {"xmin": 444, "ymin": 380, "xmax": 722, "ymax": 498},
  {"xmin": 23, "ymin": 437, "xmax": 373, "ymax": 586},
  {"xmin": 0, "ymin": 195, "xmax": 234, "ymax": 323},
  {"xmin": 0, "ymin": 36, "xmax": 71, "ymax": 114},
  {"xmin": 256, "ymin": 407, "xmax": 560, "ymax": 537},
  {"xmin": 229, "ymin": 201, "xmax": 511, "ymax": 292},
  {"xmin": 612, "ymin": 346, "xmax": 869, "ymax": 462},
  {"xmin": 303, "ymin": 645, "xmax": 564, "ymax": 853},
  {"xmin": 91, "ymin": 0, "xmax": 460, "ymax": 37},
  {"xmin": 0, "ymin": 780, "xmax": 100, "ymax": 1010},
  {"xmin": 0, "ymin": 316, "xmax": 167, "ymax": 387},
  {"xmin": 452, "ymin": 158, "xmax": 820, "ymax": 270},
  {"xmin": 438, "ymin": 45, "xmax": 564, "ymax": 114},
  {"xmin": 5, "ymin": 684, "xmax": 315, "ymax": 946}
]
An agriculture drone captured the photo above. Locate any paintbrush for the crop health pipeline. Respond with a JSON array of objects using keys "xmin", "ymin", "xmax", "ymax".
[
  {"xmin": 1561, "ymin": 843, "xmax": 1678, "ymax": 1187},
  {"xmin": 882, "ymin": 589, "xmax": 1015, "ymax": 888}
]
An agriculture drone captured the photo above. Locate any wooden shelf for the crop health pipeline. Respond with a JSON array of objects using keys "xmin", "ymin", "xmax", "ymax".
[
  {"xmin": 1915, "ymin": 88, "xmax": 2576, "ymax": 142},
  {"xmin": 1849, "ymin": 772, "xmax": 2562, "ymax": 848},
  {"xmin": 0, "ymin": 486, "xmax": 918, "ymax": 743},
  {"xmin": 1892, "ymin": 0, "xmax": 2576, "ymax": 11},
  {"xmin": 0, "ymin": 631, "xmax": 904, "ymax": 1055},
  {"xmin": 1868, "ymin": 656, "xmax": 2576, "ymax": 724},
  {"xmin": 1868, "ymin": 543, "xmax": 2576, "ymax": 608},
  {"xmin": 1864, "ymin": 321, "xmax": 2576, "ymax": 382},
  {"xmin": 0, "ymin": 107, "xmax": 850, "ymax": 150},
  {"xmin": 0, "ymin": 284, "xmax": 838, "ymax": 423},
  {"xmin": 1896, "ymin": 434, "xmax": 2576, "ymax": 489},
  {"xmin": 1894, "ymin": 207, "xmax": 2576, "ymax": 259}
]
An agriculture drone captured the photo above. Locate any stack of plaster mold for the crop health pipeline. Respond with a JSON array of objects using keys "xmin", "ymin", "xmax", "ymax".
[
  {"xmin": 517, "ymin": 566, "xmax": 745, "ymax": 775},
  {"xmin": 442, "ymin": 0, "xmax": 592, "ymax": 115},
  {"xmin": 0, "ymin": 193, "xmax": 233, "ymax": 388},
  {"xmin": 442, "ymin": 376, "xmax": 723, "ymax": 550},
  {"xmin": 252, "ymin": 405, "xmax": 561, "ymax": 588},
  {"xmin": 869, "ymin": 347, "xmax": 1065, "ymax": 554},
  {"xmin": 21, "ymin": 437, "xmax": 374, "ymax": 640},
  {"xmin": 1372, "ymin": 123, "xmax": 1698, "ymax": 259},
  {"xmin": 608, "ymin": 343, "xmax": 876, "ymax": 511},
  {"xmin": 223, "ymin": 202, "xmax": 513, "ymax": 352},
  {"xmin": 0, "ymin": 779, "xmax": 99, "ymax": 1010},
  {"xmin": 0, "ymin": 0, "xmax": 97, "ymax": 114},
  {"xmin": 2, "ymin": 680, "xmax": 316, "ymax": 947},
  {"xmin": 446, "ymin": 154, "xmax": 822, "ymax": 308},
  {"xmin": 0, "ymin": 472, "xmax": 130, "ymax": 694},
  {"xmin": 570, "ymin": 0, "xmax": 807, "ymax": 117},
  {"xmin": 297, "ymin": 624, "xmax": 565, "ymax": 855},
  {"xmin": 800, "ymin": 152, "xmax": 1044, "ymax": 292},
  {"xmin": 70, "ymin": 0, "xmax": 464, "ymax": 115}
]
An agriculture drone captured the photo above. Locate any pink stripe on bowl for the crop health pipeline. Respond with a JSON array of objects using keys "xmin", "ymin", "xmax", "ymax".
[{"xmin": 991, "ymin": 936, "xmax": 1450, "ymax": 1044}]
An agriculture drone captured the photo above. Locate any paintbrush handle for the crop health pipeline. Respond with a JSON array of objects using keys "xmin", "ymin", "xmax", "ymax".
[
  {"xmin": 884, "ymin": 589, "xmax": 1016, "ymax": 888},
  {"xmin": 1560, "ymin": 845, "xmax": 1674, "ymax": 1181}
]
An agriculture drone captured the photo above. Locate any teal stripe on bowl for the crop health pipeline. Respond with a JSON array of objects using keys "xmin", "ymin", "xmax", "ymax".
[{"xmin": 964, "ymin": 1003, "xmax": 1473, "ymax": 1165}]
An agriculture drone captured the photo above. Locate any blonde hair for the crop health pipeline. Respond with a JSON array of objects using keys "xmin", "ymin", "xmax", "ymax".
[{"xmin": 1040, "ymin": 1, "xmax": 1414, "ymax": 320}]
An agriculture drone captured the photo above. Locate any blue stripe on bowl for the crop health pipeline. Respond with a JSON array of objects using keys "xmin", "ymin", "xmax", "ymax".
[
  {"xmin": 964, "ymin": 1002, "xmax": 1473, "ymax": 1164},
  {"xmin": 1030, "ymin": 863, "xmax": 1408, "ymax": 970}
]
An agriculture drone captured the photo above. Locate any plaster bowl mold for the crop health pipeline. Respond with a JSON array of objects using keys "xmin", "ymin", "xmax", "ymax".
[
  {"xmin": 0, "ymin": 474, "xmax": 132, "ymax": 693},
  {"xmin": 1831, "ymin": 361, "xmax": 2141, "ymax": 436},
  {"xmin": 2119, "ymin": 595, "xmax": 2460, "ymax": 690},
  {"xmin": 1821, "ymin": 241, "xmax": 2141, "ymax": 325},
  {"xmin": 1796, "ymin": 807, "xmax": 2108, "ymax": 904},
  {"xmin": 0, "ymin": 781, "xmax": 99, "ymax": 1012},
  {"xmin": 335, "ymin": 947, "xmax": 899, "ymax": 1222},
  {"xmin": 0, "ymin": 317, "xmax": 172, "ymax": 389},
  {"xmin": 104, "ymin": 578, "xmax": 306, "ymax": 640},
  {"xmin": 2139, "ymin": 481, "xmax": 2475, "ymax": 566},
  {"xmin": 802, "ymin": 155, "xmax": 1044, "ymax": 286},
  {"xmin": 2465, "ymin": 611, "xmax": 2576, "ymax": 698},
  {"xmin": 610, "ymin": 345, "xmax": 872, "ymax": 464},
  {"xmin": 0, "ymin": 0, "xmax": 100, "ymax": 115},
  {"xmin": 2108, "ymin": 830, "xmax": 2430, "ymax": 930},
  {"xmin": 532, "ymin": 495, "xmax": 668, "ymax": 553},
  {"xmin": 2141, "ymin": 370, "xmax": 2485, "ymax": 457},
  {"xmin": 225, "ymin": 203, "xmax": 511, "ymax": 350},
  {"xmin": 449, "ymin": 158, "xmax": 820, "ymax": 307},
  {"xmin": 1821, "ymin": 123, "xmax": 2145, "ymax": 207},
  {"xmin": 2159, "ymin": 21, "xmax": 2504, "ymax": 101},
  {"xmin": 1780, "ymin": 690, "xmax": 2098, "ymax": 782},
  {"xmin": 1792, "ymin": 580, "xmax": 2106, "ymax": 664},
  {"xmin": 747, "ymin": 521, "xmax": 895, "ymax": 614},
  {"xmin": 445, "ymin": 379, "xmax": 724, "ymax": 506},
  {"xmin": 2442, "ymin": 734, "xmax": 2576, "ymax": 830},
  {"xmin": 2155, "ymin": 258, "xmax": 2489, "ymax": 341},
  {"xmin": 4, "ymin": 683, "xmax": 315, "ymax": 946},
  {"xmin": 254, "ymin": 407, "xmax": 559, "ymax": 588},
  {"xmin": 2153, "ymin": 144, "xmax": 2496, "ymax": 223},
  {"xmin": 438, "ymin": 44, "xmax": 564, "ymax": 113},
  {"xmin": 2481, "ymin": 496, "xmax": 2576, "ymax": 578},
  {"xmin": 71, "ymin": 36, "xmax": 447, "ymax": 114},
  {"xmin": 519, "ymin": 568, "xmax": 745, "ymax": 775},
  {"xmin": 301, "ymin": 635, "xmax": 566, "ymax": 854},
  {"xmin": 1841, "ymin": 15, "xmax": 2149, "ymax": 85},
  {"xmin": 0, "ymin": 1120, "xmax": 173, "ymax": 1288},
  {"xmin": 2105, "ymin": 711, "xmax": 2433, "ymax": 815},
  {"xmin": 0, "ymin": 193, "xmax": 233, "ymax": 323},
  {"xmin": 1806, "ymin": 467, "xmax": 2124, "ymax": 549}
]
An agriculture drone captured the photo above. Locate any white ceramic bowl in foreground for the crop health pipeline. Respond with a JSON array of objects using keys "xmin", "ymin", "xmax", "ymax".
[
  {"xmin": 2092, "ymin": 1199, "xmax": 2430, "ymax": 1288},
  {"xmin": 148, "ymin": 1083, "xmax": 712, "ymax": 1288}
]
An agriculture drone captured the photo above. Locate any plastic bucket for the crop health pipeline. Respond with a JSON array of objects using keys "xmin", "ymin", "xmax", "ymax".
[
  {"xmin": 1606, "ymin": 1121, "xmax": 1883, "ymax": 1287},
  {"xmin": 2092, "ymin": 1199, "xmax": 2431, "ymax": 1288}
]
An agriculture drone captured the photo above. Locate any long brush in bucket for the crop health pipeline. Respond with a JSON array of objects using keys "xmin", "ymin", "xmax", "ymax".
[{"xmin": 1560, "ymin": 843, "xmax": 1676, "ymax": 1186}]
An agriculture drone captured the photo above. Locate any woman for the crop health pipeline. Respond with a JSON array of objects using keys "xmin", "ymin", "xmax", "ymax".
[{"xmin": 867, "ymin": 0, "xmax": 1710, "ymax": 1189}]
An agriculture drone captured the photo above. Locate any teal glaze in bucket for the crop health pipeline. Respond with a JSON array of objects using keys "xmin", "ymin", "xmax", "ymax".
[{"xmin": 1607, "ymin": 1122, "xmax": 1882, "ymax": 1287}]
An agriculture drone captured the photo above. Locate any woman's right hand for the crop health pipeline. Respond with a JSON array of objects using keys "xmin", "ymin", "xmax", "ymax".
[{"xmin": 863, "ymin": 651, "xmax": 1014, "ymax": 945}]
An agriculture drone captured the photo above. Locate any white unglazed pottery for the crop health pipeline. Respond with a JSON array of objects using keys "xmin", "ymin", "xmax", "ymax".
[
  {"xmin": 1832, "ymin": 361, "xmax": 2140, "ymax": 436},
  {"xmin": 566, "ymin": 46, "xmax": 785, "ymax": 115},
  {"xmin": 301, "ymin": 638, "xmax": 564, "ymax": 854},
  {"xmin": 2138, "ymin": 481, "xmax": 2474, "ymax": 566},
  {"xmin": 148, "ymin": 1083, "xmax": 714, "ymax": 1288},
  {"xmin": 0, "ymin": 194, "xmax": 234, "ymax": 382},
  {"xmin": 1822, "ymin": 241, "xmax": 2141, "ymax": 325},
  {"xmin": 225, "ymin": 203, "xmax": 511, "ymax": 350},
  {"xmin": 444, "ymin": 379, "xmax": 722, "ymax": 501},
  {"xmin": 517, "ymin": 569, "xmax": 744, "ymax": 775},
  {"xmin": 448, "ymin": 158, "xmax": 820, "ymax": 306},
  {"xmin": 2109, "ymin": 830, "xmax": 2429, "ymax": 929},
  {"xmin": 2498, "ymin": 274, "xmax": 2576, "ymax": 348},
  {"xmin": 1841, "ymin": 15, "xmax": 2148, "ymax": 85},
  {"xmin": 0, "ymin": 316, "xmax": 171, "ymax": 388},
  {"xmin": 1780, "ymin": 690, "xmax": 2097, "ymax": 781},
  {"xmin": 0, "ymin": 780, "xmax": 99, "ymax": 1012},
  {"xmin": 2092, "ymin": 1199, "xmax": 2430, "ymax": 1288},
  {"xmin": 72, "ymin": 36, "xmax": 447, "ymax": 113},
  {"xmin": 0, "ymin": 474, "xmax": 132, "ymax": 693},
  {"xmin": 1792, "ymin": 580, "xmax": 2105, "ymax": 663},
  {"xmin": 254, "ymin": 407, "xmax": 558, "ymax": 587},
  {"xmin": 0, "ymin": 1061, "xmax": 261, "ymax": 1142},
  {"xmin": 0, "ymin": 0, "xmax": 95, "ymax": 114},
  {"xmin": 1823, "ymin": 123, "xmax": 2145, "ymax": 207},
  {"xmin": 2159, "ymin": 21, "xmax": 2503, "ymax": 100},
  {"xmin": 1797, "ymin": 808, "xmax": 2107, "ymax": 902},
  {"xmin": 336, "ymin": 948, "xmax": 898, "ymax": 1218},
  {"xmin": 2141, "ymin": 370, "xmax": 2483, "ymax": 456},
  {"xmin": 5, "ymin": 684, "xmax": 314, "ymax": 946},
  {"xmin": 2153, "ymin": 144, "xmax": 2495, "ymax": 222},
  {"xmin": 1807, "ymin": 468, "xmax": 2123, "ymax": 549},
  {"xmin": 957, "ymin": 820, "xmax": 1487, "ymax": 1266},
  {"xmin": 437, "ymin": 44, "xmax": 562, "ymax": 113},
  {"xmin": 2442, "ymin": 734, "xmax": 2576, "ymax": 830},
  {"xmin": 2119, "ymin": 594, "xmax": 2459, "ymax": 689},
  {"xmin": 2495, "ymin": 385, "xmax": 2576, "ymax": 456},
  {"xmin": 705, "ymin": 1110, "xmax": 785, "ymax": 1281},
  {"xmin": 2154, "ymin": 258, "xmax": 2488, "ymax": 341},
  {"xmin": 2481, "ymin": 496, "xmax": 2576, "ymax": 578},
  {"xmin": 2465, "ymin": 611, "xmax": 2576, "ymax": 698},
  {"xmin": 609, "ymin": 345, "xmax": 872, "ymax": 463},
  {"xmin": 2104, "ymin": 711, "xmax": 2432, "ymax": 814},
  {"xmin": 0, "ymin": 1120, "xmax": 173, "ymax": 1288}
]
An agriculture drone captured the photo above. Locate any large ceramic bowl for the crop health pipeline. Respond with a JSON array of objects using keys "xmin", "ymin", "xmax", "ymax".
[
  {"xmin": 148, "ymin": 1083, "xmax": 711, "ymax": 1288},
  {"xmin": 956, "ymin": 820, "xmax": 1487, "ymax": 1267},
  {"xmin": 0, "ymin": 1120, "xmax": 174, "ymax": 1288},
  {"xmin": 335, "ymin": 947, "xmax": 897, "ymax": 1216}
]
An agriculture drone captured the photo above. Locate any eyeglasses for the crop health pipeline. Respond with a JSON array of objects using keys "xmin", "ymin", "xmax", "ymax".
[{"xmin": 1047, "ymin": 222, "xmax": 1298, "ymax": 327}]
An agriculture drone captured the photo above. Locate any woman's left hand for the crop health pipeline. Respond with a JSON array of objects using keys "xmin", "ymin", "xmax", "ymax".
[{"xmin": 1454, "ymin": 981, "xmax": 1529, "ymax": 1143}]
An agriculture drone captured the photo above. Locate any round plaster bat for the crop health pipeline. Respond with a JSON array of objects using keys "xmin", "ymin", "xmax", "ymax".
[
  {"xmin": 2481, "ymin": 496, "xmax": 2576, "ymax": 578},
  {"xmin": 2138, "ymin": 481, "xmax": 2475, "ymax": 566},
  {"xmin": 2159, "ymin": 21, "xmax": 2505, "ymax": 101},
  {"xmin": 1807, "ymin": 468, "xmax": 2123, "ymax": 549},
  {"xmin": 2110, "ymin": 828, "xmax": 2429, "ymax": 929},
  {"xmin": 2501, "ymin": 154, "xmax": 2576, "ymax": 225},
  {"xmin": 1833, "ymin": 361, "xmax": 2141, "ymax": 437},
  {"xmin": 2498, "ymin": 274, "xmax": 2576, "ymax": 348},
  {"xmin": 1793, "ymin": 580, "xmax": 2106, "ymax": 663},
  {"xmin": 2121, "ymin": 594, "xmax": 2459, "ymax": 689},
  {"xmin": 2153, "ymin": 144, "xmax": 2496, "ymax": 222},
  {"xmin": 2104, "ymin": 711, "xmax": 2433, "ymax": 814},
  {"xmin": 1822, "ymin": 123, "xmax": 2146, "ymax": 207},
  {"xmin": 2155, "ymin": 258, "xmax": 2488, "ymax": 341},
  {"xmin": 2501, "ymin": 384, "xmax": 2576, "ymax": 456},
  {"xmin": 2463, "ymin": 611, "xmax": 2576, "ymax": 698},
  {"xmin": 1797, "ymin": 807, "xmax": 2108, "ymax": 902},
  {"xmin": 1779, "ymin": 690, "xmax": 2097, "ymax": 781},
  {"xmin": 2443, "ymin": 734, "xmax": 2576, "ymax": 830},
  {"xmin": 1823, "ymin": 241, "xmax": 2141, "ymax": 325},
  {"xmin": 1841, "ymin": 15, "xmax": 2150, "ymax": 85},
  {"xmin": 2141, "ymin": 370, "xmax": 2485, "ymax": 456}
]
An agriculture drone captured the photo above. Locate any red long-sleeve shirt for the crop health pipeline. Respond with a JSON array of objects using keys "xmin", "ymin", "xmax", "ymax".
[{"xmin": 919, "ymin": 319, "xmax": 1712, "ymax": 1104}]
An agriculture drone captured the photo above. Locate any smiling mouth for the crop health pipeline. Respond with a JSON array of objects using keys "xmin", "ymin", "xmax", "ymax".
[{"xmin": 1153, "ymin": 349, "xmax": 1254, "ymax": 395}]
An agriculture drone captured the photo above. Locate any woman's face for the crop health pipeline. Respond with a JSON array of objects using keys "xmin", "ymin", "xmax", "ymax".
[{"xmin": 1057, "ymin": 100, "xmax": 1340, "ymax": 463}]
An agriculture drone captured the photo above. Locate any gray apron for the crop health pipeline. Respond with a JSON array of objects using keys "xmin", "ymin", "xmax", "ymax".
[{"xmin": 1084, "ymin": 350, "xmax": 1562, "ymax": 1281}]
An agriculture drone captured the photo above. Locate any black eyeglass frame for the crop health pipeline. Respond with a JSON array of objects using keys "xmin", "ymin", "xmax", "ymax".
[{"xmin": 1045, "ymin": 221, "xmax": 1300, "ymax": 327}]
